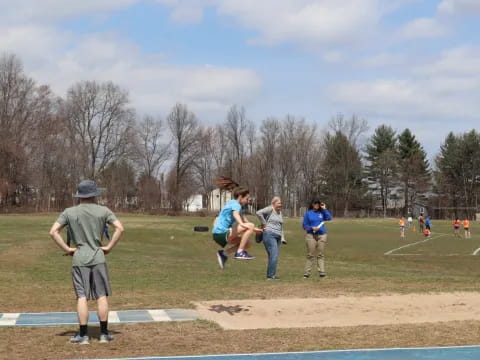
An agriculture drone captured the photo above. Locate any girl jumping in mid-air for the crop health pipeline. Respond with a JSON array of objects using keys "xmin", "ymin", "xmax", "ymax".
[{"xmin": 212, "ymin": 183, "xmax": 262, "ymax": 269}]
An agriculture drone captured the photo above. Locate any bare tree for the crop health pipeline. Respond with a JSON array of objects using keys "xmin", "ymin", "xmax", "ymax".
[
  {"xmin": 65, "ymin": 80, "xmax": 135, "ymax": 179},
  {"xmin": 193, "ymin": 126, "xmax": 216, "ymax": 209},
  {"xmin": 224, "ymin": 105, "xmax": 250, "ymax": 182},
  {"xmin": 295, "ymin": 121, "xmax": 321, "ymax": 207},
  {"xmin": 254, "ymin": 117, "xmax": 280, "ymax": 206},
  {"xmin": 27, "ymin": 85, "xmax": 72, "ymax": 210},
  {"xmin": 277, "ymin": 115, "xmax": 301, "ymax": 211},
  {"xmin": 135, "ymin": 115, "xmax": 170, "ymax": 178},
  {"xmin": 329, "ymin": 113, "xmax": 369, "ymax": 148},
  {"xmin": 133, "ymin": 115, "xmax": 170, "ymax": 210},
  {"xmin": 167, "ymin": 103, "xmax": 199, "ymax": 211},
  {"xmin": 0, "ymin": 54, "xmax": 37, "ymax": 207},
  {"xmin": 212, "ymin": 124, "xmax": 228, "ymax": 172}
]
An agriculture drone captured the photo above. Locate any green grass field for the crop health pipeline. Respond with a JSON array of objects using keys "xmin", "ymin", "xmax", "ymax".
[
  {"xmin": 1, "ymin": 214, "xmax": 480, "ymax": 359},
  {"xmin": 1, "ymin": 214, "xmax": 479, "ymax": 312}
]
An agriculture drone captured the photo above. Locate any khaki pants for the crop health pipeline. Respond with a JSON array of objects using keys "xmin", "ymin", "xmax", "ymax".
[{"xmin": 304, "ymin": 233, "xmax": 327, "ymax": 275}]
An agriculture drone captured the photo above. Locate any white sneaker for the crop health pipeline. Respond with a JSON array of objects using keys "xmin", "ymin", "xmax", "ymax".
[{"xmin": 70, "ymin": 334, "xmax": 89, "ymax": 345}]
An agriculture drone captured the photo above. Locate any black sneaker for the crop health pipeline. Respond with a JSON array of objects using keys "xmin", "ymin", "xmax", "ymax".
[
  {"xmin": 216, "ymin": 250, "xmax": 228, "ymax": 269},
  {"xmin": 303, "ymin": 274, "xmax": 310, "ymax": 279},
  {"xmin": 234, "ymin": 251, "xmax": 255, "ymax": 260},
  {"xmin": 319, "ymin": 272, "xmax": 327, "ymax": 278},
  {"xmin": 267, "ymin": 276, "xmax": 280, "ymax": 280}
]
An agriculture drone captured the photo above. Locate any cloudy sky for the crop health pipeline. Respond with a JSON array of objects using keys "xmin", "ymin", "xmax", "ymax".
[{"xmin": 1, "ymin": 0, "xmax": 479, "ymax": 157}]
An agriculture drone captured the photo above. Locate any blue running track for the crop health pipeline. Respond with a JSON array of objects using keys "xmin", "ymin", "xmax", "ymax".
[{"xmin": 98, "ymin": 346, "xmax": 480, "ymax": 360}]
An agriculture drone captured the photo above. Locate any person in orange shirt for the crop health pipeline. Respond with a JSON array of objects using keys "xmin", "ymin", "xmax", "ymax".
[
  {"xmin": 399, "ymin": 217, "xmax": 406, "ymax": 238},
  {"xmin": 454, "ymin": 218, "xmax": 461, "ymax": 238},
  {"xmin": 463, "ymin": 219, "xmax": 471, "ymax": 239}
]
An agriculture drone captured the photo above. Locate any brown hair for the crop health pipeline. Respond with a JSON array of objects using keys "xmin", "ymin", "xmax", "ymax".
[{"xmin": 233, "ymin": 187, "xmax": 249, "ymax": 199}]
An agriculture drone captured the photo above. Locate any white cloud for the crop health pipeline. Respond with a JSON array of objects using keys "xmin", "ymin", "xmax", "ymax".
[
  {"xmin": 398, "ymin": 17, "xmax": 449, "ymax": 39},
  {"xmin": 322, "ymin": 51, "xmax": 344, "ymax": 63},
  {"xmin": 329, "ymin": 45, "xmax": 480, "ymax": 121},
  {"xmin": 0, "ymin": 0, "xmax": 264, "ymax": 119},
  {"xmin": 160, "ymin": 0, "xmax": 383, "ymax": 47},
  {"xmin": 0, "ymin": 25, "xmax": 261, "ymax": 118},
  {"xmin": 154, "ymin": 0, "xmax": 215, "ymax": 24},
  {"xmin": 361, "ymin": 53, "xmax": 407, "ymax": 67},
  {"xmin": 0, "ymin": 25, "xmax": 71, "ymax": 60},
  {"xmin": 438, "ymin": 0, "xmax": 480, "ymax": 14},
  {"xmin": 0, "ymin": 0, "xmax": 138, "ymax": 24},
  {"xmin": 414, "ymin": 46, "xmax": 480, "ymax": 76}
]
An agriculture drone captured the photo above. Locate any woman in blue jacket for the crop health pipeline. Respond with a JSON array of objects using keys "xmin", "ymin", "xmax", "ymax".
[{"xmin": 302, "ymin": 199, "xmax": 332, "ymax": 278}]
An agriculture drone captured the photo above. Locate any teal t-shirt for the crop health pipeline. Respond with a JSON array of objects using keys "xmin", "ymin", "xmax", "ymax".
[
  {"xmin": 212, "ymin": 200, "xmax": 242, "ymax": 234},
  {"xmin": 56, "ymin": 203, "xmax": 117, "ymax": 267}
]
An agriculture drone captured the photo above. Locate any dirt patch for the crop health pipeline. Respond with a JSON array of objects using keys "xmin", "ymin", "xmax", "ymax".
[{"xmin": 195, "ymin": 292, "xmax": 480, "ymax": 330}]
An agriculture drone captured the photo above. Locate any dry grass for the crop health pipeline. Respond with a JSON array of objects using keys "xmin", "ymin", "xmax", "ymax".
[
  {"xmin": 1, "ymin": 215, "xmax": 480, "ymax": 358},
  {"xmin": 2, "ymin": 320, "xmax": 480, "ymax": 360}
]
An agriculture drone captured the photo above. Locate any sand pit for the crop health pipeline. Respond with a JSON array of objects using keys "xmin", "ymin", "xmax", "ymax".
[{"xmin": 195, "ymin": 292, "xmax": 480, "ymax": 330}]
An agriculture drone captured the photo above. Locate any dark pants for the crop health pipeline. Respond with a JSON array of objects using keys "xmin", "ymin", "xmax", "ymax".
[{"xmin": 263, "ymin": 231, "xmax": 281, "ymax": 278}]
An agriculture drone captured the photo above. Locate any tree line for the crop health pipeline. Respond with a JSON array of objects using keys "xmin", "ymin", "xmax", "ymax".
[{"xmin": 1, "ymin": 53, "xmax": 479, "ymax": 218}]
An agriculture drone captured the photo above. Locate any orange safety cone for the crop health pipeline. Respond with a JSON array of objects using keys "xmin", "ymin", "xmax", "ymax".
[{"xmin": 413, "ymin": 225, "xmax": 416, "ymax": 232}]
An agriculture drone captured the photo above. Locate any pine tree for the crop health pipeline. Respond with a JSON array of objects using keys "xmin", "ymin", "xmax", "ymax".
[
  {"xmin": 436, "ymin": 131, "xmax": 480, "ymax": 218},
  {"xmin": 323, "ymin": 131, "xmax": 363, "ymax": 216},
  {"xmin": 365, "ymin": 125, "xmax": 398, "ymax": 217},
  {"xmin": 397, "ymin": 129, "xmax": 430, "ymax": 215}
]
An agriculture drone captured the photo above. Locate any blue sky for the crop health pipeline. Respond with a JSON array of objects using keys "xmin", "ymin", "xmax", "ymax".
[{"xmin": 1, "ymin": 0, "xmax": 480, "ymax": 157}]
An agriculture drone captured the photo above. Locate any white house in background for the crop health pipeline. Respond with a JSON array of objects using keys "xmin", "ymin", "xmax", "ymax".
[
  {"xmin": 184, "ymin": 189, "xmax": 233, "ymax": 212},
  {"xmin": 184, "ymin": 194, "xmax": 203, "ymax": 212},
  {"xmin": 209, "ymin": 188, "xmax": 232, "ymax": 212}
]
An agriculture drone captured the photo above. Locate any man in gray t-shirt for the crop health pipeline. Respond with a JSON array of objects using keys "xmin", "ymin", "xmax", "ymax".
[{"xmin": 49, "ymin": 180, "xmax": 124, "ymax": 345}]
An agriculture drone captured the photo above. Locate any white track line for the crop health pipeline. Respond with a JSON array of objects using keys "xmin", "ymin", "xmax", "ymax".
[
  {"xmin": 472, "ymin": 247, "xmax": 480, "ymax": 256},
  {"xmin": 149, "ymin": 310, "xmax": 171, "ymax": 322},
  {"xmin": 384, "ymin": 234, "xmax": 448, "ymax": 255},
  {"xmin": 108, "ymin": 311, "xmax": 120, "ymax": 323},
  {"xmin": 0, "ymin": 313, "xmax": 19, "ymax": 326}
]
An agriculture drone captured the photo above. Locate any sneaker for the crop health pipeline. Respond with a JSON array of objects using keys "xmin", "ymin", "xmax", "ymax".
[
  {"xmin": 267, "ymin": 276, "xmax": 280, "ymax": 280},
  {"xmin": 303, "ymin": 274, "xmax": 310, "ymax": 279},
  {"xmin": 99, "ymin": 333, "xmax": 114, "ymax": 343},
  {"xmin": 216, "ymin": 250, "xmax": 228, "ymax": 269},
  {"xmin": 234, "ymin": 251, "xmax": 255, "ymax": 260},
  {"xmin": 319, "ymin": 272, "xmax": 327, "ymax": 278},
  {"xmin": 70, "ymin": 334, "xmax": 89, "ymax": 345}
]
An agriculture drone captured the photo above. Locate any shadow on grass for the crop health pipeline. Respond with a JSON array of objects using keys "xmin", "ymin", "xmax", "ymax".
[{"xmin": 56, "ymin": 327, "xmax": 123, "ymax": 339}]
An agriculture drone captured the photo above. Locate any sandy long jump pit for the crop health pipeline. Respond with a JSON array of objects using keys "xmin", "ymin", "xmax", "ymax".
[{"xmin": 195, "ymin": 292, "xmax": 480, "ymax": 330}]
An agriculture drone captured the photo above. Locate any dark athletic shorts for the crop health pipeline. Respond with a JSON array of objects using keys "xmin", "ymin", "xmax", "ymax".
[
  {"xmin": 72, "ymin": 263, "xmax": 111, "ymax": 300},
  {"xmin": 213, "ymin": 232, "xmax": 228, "ymax": 247}
]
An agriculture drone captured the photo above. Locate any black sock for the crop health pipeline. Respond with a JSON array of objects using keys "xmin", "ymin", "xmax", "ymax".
[
  {"xmin": 79, "ymin": 325, "xmax": 88, "ymax": 337},
  {"xmin": 100, "ymin": 321, "xmax": 108, "ymax": 334}
]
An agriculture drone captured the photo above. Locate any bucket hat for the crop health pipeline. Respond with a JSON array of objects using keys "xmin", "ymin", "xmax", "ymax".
[{"xmin": 74, "ymin": 180, "xmax": 103, "ymax": 198}]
